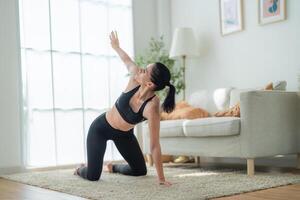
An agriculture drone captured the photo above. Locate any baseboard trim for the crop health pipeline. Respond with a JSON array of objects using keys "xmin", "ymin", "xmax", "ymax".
[
  {"xmin": 0, "ymin": 166, "xmax": 25, "ymax": 175},
  {"xmin": 0, "ymin": 160, "xmax": 127, "ymax": 175}
]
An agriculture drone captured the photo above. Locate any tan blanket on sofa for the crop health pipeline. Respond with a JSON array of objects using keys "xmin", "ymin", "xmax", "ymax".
[{"xmin": 160, "ymin": 101, "xmax": 210, "ymax": 120}]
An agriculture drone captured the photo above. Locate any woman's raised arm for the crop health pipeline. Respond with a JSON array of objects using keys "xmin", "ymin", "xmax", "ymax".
[{"xmin": 109, "ymin": 31, "xmax": 138, "ymax": 74}]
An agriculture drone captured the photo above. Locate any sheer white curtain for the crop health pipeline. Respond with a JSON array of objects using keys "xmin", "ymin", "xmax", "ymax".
[{"xmin": 18, "ymin": 0, "xmax": 134, "ymax": 168}]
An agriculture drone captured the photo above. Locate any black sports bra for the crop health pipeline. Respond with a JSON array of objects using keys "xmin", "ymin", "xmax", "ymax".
[{"xmin": 114, "ymin": 85, "xmax": 156, "ymax": 125}]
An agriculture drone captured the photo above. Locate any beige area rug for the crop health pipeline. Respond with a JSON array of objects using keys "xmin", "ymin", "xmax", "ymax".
[{"xmin": 1, "ymin": 164, "xmax": 300, "ymax": 200}]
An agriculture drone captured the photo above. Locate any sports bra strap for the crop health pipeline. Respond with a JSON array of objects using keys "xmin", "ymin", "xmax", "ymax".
[
  {"xmin": 123, "ymin": 85, "xmax": 140, "ymax": 95},
  {"xmin": 139, "ymin": 94, "xmax": 156, "ymax": 113}
]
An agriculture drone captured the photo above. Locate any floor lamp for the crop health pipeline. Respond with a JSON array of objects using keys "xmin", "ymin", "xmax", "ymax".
[
  {"xmin": 169, "ymin": 28, "xmax": 200, "ymax": 164},
  {"xmin": 169, "ymin": 27, "xmax": 200, "ymax": 100}
]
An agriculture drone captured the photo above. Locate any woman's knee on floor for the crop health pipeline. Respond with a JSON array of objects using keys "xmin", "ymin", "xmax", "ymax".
[
  {"xmin": 87, "ymin": 173, "xmax": 101, "ymax": 181},
  {"xmin": 133, "ymin": 167, "xmax": 147, "ymax": 176},
  {"xmin": 78, "ymin": 167, "xmax": 101, "ymax": 181},
  {"xmin": 85, "ymin": 168, "xmax": 102, "ymax": 181}
]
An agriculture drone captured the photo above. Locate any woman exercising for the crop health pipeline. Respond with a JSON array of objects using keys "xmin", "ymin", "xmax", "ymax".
[{"xmin": 74, "ymin": 31, "xmax": 175, "ymax": 186}]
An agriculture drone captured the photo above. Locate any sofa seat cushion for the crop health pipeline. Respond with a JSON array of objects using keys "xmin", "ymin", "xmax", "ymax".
[
  {"xmin": 183, "ymin": 117, "xmax": 240, "ymax": 137},
  {"xmin": 142, "ymin": 119, "xmax": 186, "ymax": 138}
]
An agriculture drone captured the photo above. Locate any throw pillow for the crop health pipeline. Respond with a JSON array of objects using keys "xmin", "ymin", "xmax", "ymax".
[
  {"xmin": 273, "ymin": 80, "xmax": 287, "ymax": 90},
  {"xmin": 214, "ymin": 82, "xmax": 274, "ymax": 117},
  {"xmin": 188, "ymin": 90, "xmax": 209, "ymax": 110},
  {"xmin": 213, "ymin": 87, "xmax": 233, "ymax": 110},
  {"xmin": 264, "ymin": 82, "xmax": 273, "ymax": 90}
]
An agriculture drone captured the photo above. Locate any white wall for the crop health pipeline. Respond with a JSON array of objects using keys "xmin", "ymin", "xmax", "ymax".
[
  {"xmin": 0, "ymin": 0, "xmax": 23, "ymax": 174},
  {"xmin": 170, "ymin": 0, "xmax": 300, "ymax": 167},
  {"xmin": 132, "ymin": 0, "xmax": 158, "ymax": 56},
  {"xmin": 171, "ymin": 0, "xmax": 300, "ymax": 96},
  {"xmin": 132, "ymin": 0, "xmax": 172, "ymax": 57}
]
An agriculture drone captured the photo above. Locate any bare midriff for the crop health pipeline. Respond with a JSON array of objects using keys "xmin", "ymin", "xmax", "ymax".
[{"xmin": 105, "ymin": 104, "xmax": 136, "ymax": 132}]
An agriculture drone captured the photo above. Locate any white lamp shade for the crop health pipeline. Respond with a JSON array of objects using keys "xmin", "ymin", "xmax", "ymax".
[{"xmin": 169, "ymin": 27, "xmax": 200, "ymax": 59}]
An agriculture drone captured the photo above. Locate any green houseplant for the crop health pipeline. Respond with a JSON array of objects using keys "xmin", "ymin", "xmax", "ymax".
[{"xmin": 133, "ymin": 35, "xmax": 185, "ymax": 100}]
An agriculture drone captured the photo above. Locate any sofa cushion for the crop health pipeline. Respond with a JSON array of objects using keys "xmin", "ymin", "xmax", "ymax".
[
  {"xmin": 143, "ymin": 119, "xmax": 186, "ymax": 137},
  {"xmin": 183, "ymin": 117, "xmax": 240, "ymax": 137}
]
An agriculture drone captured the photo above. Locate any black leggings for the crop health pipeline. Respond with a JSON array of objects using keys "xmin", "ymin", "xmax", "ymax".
[{"xmin": 78, "ymin": 112, "xmax": 147, "ymax": 181}]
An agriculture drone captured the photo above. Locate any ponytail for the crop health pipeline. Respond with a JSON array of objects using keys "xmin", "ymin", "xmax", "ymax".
[
  {"xmin": 149, "ymin": 62, "xmax": 175, "ymax": 113},
  {"xmin": 162, "ymin": 84, "xmax": 176, "ymax": 113}
]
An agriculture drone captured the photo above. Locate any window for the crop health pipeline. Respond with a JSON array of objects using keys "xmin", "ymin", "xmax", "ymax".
[{"xmin": 18, "ymin": 0, "xmax": 134, "ymax": 167}]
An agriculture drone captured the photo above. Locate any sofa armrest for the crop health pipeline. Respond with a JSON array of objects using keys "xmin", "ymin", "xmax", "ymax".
[
  {"xmin": 240, "ymin": 91, "xmax": 299, "ymax": 158},
  {"xmin": 297, "ymin": 93, "xmax": 300, "ymax": 152}
]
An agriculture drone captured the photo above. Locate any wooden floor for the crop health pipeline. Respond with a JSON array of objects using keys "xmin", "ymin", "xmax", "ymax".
[
  {"xmin": 213, "ymin": 164, "xmax": 300, "ymax": 200},
  {"xmin": 0, "ymin": 178, "xmax": 86, "ymax": 200},
  {"xmin": 0, "ymin": 164, "xmax": 299, "ymax": 200},
  {"xmin": 216, "ymin": 183, "xmax": 300, "ymax": 200}
]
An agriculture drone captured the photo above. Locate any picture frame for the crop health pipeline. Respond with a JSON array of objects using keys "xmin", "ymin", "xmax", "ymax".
[
  {"xmin": 219, "ymin": 0, "xmax": 243, "ymax": 36},
  {"xmin": 258, "ymin": 0, "xmax": 286, "ymax": 25}
]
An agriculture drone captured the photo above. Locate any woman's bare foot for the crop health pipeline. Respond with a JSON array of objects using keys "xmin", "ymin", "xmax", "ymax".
[
  {"xmin": 103, "ymin": 162, "xmax": 113, "ymax": 173},
  {"xmin": 74, "ymin": 163, "xmax": 85, "ymax": 175}
]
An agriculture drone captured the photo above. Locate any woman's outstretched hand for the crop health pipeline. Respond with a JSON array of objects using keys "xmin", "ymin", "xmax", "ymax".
[
  {"xmin": 158, "ymin": 179, "xmax": 172, "ymax": 187},
  {"xmin": 109, "ymin": 30, "xmax": 120, "ymax": 50}
]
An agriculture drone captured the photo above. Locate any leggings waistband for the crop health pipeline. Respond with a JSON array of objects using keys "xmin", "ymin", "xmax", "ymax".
[{"xmin": 102, "ymin": 112, "xmax": 133, "ymax": 134}]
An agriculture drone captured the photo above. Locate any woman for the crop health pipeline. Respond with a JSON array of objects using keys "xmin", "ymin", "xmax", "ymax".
[{"xmin": 74, "ymin": 31, "xmax": 175, "ymax": 186}]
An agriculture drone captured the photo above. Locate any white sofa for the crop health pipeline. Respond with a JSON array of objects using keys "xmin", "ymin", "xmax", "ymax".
[{"xmin": 139, "ymin": 84, "xmax": 300, "ymax": 176}]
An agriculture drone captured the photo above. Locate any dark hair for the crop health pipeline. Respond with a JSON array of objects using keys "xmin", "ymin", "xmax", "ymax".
[{"xmin": 150, "ymin": 62, "xmax": 176, "ymax": 113}]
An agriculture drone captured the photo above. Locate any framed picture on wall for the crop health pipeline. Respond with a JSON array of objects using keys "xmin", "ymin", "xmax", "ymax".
[
  {"xmin": 258, "ymin": 0, "xmax": 286, "ymax": 25},
  {"xmin": 219, "ymin": 0, "xmax": 243, "ymax": 36}
]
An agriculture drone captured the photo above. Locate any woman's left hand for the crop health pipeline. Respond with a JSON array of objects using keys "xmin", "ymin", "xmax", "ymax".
[
  {"xmin": 158, "ymin": 179, "xmax": 172, "ymax": 187},
  {"xmin": 109, "ymin": 30, "xmax": 120, "ymax": 50}
]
